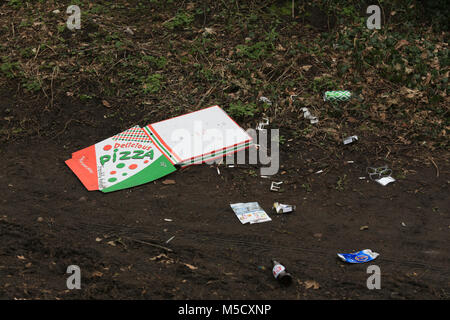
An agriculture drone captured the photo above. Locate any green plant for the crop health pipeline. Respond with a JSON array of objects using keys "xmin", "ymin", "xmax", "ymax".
[
  {"xmin": 142, "ymin": 74, "xmax": 163, "ymax": 94},
  {"xmin": 236, "ymin": 42, "xmax": 267, "ymax": 60},
  {"xmin": 227, "ymin": 102, "xmax": 259, "ymax": 119},
  {"xmin": 336, "ymin": 174, "xmax": 347, "ymax": 191},
  {"xmin": 0, "ymin": 62, "xmax": 19, "ymax": 78},
  {"xmin": 301, "ymin": 183, "xmax": 312, "ymax": 192},
  {"xmin": 79, "ymin": 94, "xmax": 93, "ymax": 101},
  {"xmin": 8, "ymin": 0, "xmax": 22, "ymax": 8},
  {"xmin": 143, "ymin": 55, "xmax": 167, "ymax": 69},
  {"xmin": 164, "ymin": 12, "xmax": 193, "ymax": 30},
  {"xmin": 22, "ymin": 80, "xmax": 41, "ymax": 93}
]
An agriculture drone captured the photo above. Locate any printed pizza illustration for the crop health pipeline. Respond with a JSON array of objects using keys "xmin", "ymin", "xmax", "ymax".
[{"xmin": 66, "ymin": 126, "xmax": 176, "ymax": 193}]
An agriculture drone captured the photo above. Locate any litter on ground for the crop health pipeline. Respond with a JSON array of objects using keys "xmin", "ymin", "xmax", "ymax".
[
  {"xmin": 66, "ymin": 106, "xmax": 253, "ymax": 192},
  {"xmin": 273, "ymin": 202, "xmax": 296, "ymax": 214},
  {"xmin": 337, "ymin": 249, "xmax": 379, "ymax": 263},
  {"xmin": 270, "ymin": 181, "xmax": 283, "ymax": 192},
  {"xmin": 230, "ymin": 202, "xmax": 272, "ymax": 224},
  {"xmin": 301, "ymin": 107, "xmax": 319, "ymax": 124},
  {"xmin": 343, "ymin": 135, "xmax": 358, "ymax": 145}
]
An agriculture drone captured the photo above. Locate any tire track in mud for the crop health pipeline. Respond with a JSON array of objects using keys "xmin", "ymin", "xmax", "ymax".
[{"xmin": 72, "ymin": 221, "xmax": 450, "ymax": 274}]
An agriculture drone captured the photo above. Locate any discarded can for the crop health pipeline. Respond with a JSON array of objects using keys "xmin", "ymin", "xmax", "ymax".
[
  {"xmin": 343, "ymin": 135, "xmax": 358, "ymax": 145},
  {"xmin": 323, "ymin": 91, "xmax": 352, "ymax": 102},
  {"xmin": 337, "ymin": 249, "xmax": 379, "ymax": 264},
  {"xmin": 273, "ymin": 202, "xmax": 296, "ymax": 214},
  {"xmin": 272, "ymin": 260, "xmax": 292, "ymax": 286}
]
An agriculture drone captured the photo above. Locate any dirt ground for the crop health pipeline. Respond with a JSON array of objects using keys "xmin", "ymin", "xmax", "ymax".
[
  {"xmin": 0, "ymin": 116, "xmax": 448, "ymax": 299},
  {"xmin": 0, "ymin": 1, "xmax": 448, "ymax": 300}
]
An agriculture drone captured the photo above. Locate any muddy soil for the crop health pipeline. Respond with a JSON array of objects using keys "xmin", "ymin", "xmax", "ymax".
[{"xmin": 0, "ymin": 108, "xmax": 448, "ymax": 300}]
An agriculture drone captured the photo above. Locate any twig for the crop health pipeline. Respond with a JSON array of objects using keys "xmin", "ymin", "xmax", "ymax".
[
  {"xmin": 429, "ymin": 157, "xmax": 439, "ymax": 178},
  {"xmin": 50, "ymin": 119, "xmax": 79, "ymax": 140},
  {"xmin": 272, "ymin": 59, "xmax": 296, "ymax": 83},
  {"xmin": 292, "ymin": 0, "xmax": 295, "ymax": 18},
  {"xmin": 125, "ymin": 237, "xmax": 173, "ymax": 252},
  {"xmin": 197, "ymin": 84, "xmax": 217, "ymax": 107},
  {"xmin": 50, "ymin": 66, "xmax": 58, "ymax": 110}
]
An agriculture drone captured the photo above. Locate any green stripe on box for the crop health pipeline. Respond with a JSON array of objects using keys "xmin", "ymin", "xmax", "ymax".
[{"xmin": 101, "ymin": 155, "xmax": 176, "ymax": 193}]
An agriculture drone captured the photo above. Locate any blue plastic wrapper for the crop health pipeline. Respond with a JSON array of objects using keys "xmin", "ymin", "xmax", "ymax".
[{"xmin": 337, "ymin": 249, "xmax": 379, "ymax": 263}]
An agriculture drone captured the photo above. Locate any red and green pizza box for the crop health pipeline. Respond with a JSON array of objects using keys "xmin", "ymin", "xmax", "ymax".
[
  {"xmin": 66, "ymin": 106, "xmax": 252, "ymax": 192},
  {"xmin": 66, "ymin": 126, "xmax": 176, "ymax": 193}
]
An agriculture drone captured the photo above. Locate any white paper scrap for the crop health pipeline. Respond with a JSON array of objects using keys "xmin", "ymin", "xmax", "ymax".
[{"xmin": 376, "ymin": 176, "xmax": 396, "ymax": 186}]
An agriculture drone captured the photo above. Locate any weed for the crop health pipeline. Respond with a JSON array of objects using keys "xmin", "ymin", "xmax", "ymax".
[
  {"xmin": 0, "ymin": 61, "xmax": 19, "ymax": 78},
  {"xmin": 336, "ymin": 174, "xmax": 347, "ymax": 191},
  {"xmin": 142, "ymin": 74, "xmax": 163, "ymax": 94},
  {"xmin": 8, "ymin": 0, "xmax": 22, "ymax": 9},
  {"xmin": 22, "ymin": 80, "xmax": 41, "ymax": 93},
  {"xmin": 79, "ymin": 94, "xmax": 93, "ymax": 101},
  {"xmin": 301, "ymin": 183, "xmax": 312, "ymax": 193},
  {"xmin": 143, "ymin": 55, "xmax": 167, "ymax": 69},
  {"xmin": 164, "ymin": 12, "xmax": 193, "ymax": 30},
  {"xmin": 226, "ymin": 102, "xmax": 259, "ymax": 119}
]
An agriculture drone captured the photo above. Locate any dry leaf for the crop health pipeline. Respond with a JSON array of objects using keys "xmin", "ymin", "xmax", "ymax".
[
  {"xmin": 107, "ymin": 241, "xmax": 116, "ymax": 246},
  {"xmin": 17, "ymin": 255, "xmax": 26, "ymax": 260},
  {"xmin": 150, "ymin": 253, "xmax": 169, "ymax": 261},
  {"xmin": 276, "ymin": 44, "xmax": 286, "ymax": 51},
  {"xmin": 400, "ymin": 86, "xmax": 422, "ymax": 99},
  {"xmin": 423, "ymin": 73, "xmax": 431, "ymax": 85},
  {"xmin": 184, "ymin": 263, "xmax": 198, "ymax": 270},
  {"xmin": 149, "ymin": 253, "xmax": 174, "ymax": 264},
  {"xmin": 162, "ymin": 179, "xmax": 176, "ymax": 185},
  {"xmin": 92, "ymin": 271, "xmax": 103, "ymax": 277},
  {"xmin": 395, "ymin": 39, "xmax": 409, "ymax": 50},
  {"xmin": 301, "ymin": 65, "xmax": 312, "ymax": 71},
  {"xmin": 203, "ymin": 27, "xmax": 216, "ymax": 36},
  {"xmin": 102, "ymin": 100, "xmax": 111, "ymax": 108},
  {"xmin": 304, "ymin": 280, "xmax": 320, "ymax": 290}
]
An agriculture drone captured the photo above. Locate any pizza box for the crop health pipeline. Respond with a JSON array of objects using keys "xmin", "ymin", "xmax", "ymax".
[{"xmin": 143, "ymin": 105, "xmax": 253, "ymax": 166}]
